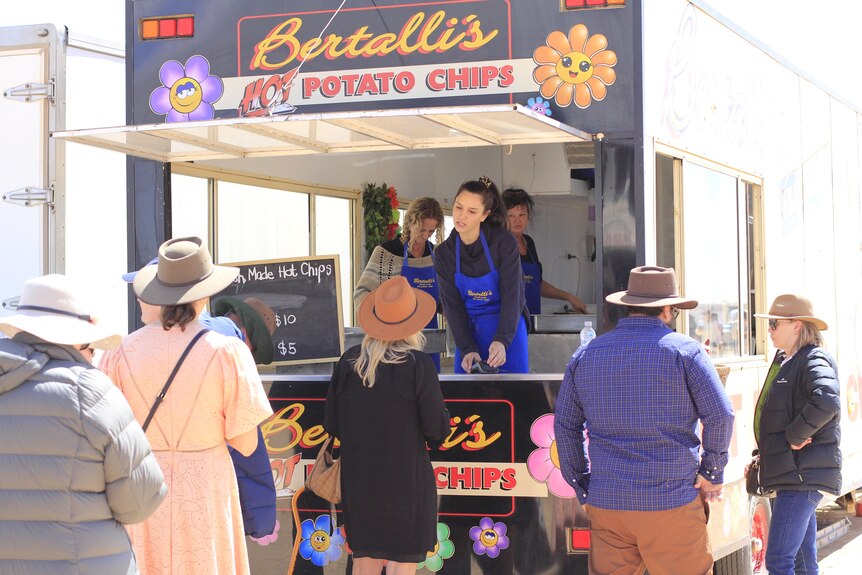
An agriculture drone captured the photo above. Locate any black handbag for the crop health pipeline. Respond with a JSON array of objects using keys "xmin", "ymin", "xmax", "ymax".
[{"xmin": 745, "ymin": 450, "xmax": 775, "ymax": 498}]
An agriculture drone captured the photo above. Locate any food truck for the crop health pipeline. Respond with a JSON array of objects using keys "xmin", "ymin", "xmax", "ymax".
[{"xmin": 52, "ymin": 0, "xmax": 862, "ymax": 573}]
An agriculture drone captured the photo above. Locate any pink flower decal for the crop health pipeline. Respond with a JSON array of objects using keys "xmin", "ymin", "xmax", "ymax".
[
  {"xmin": 469, "ymin": 517, "xmax": 510, "ymax": 558},
  {"xmin": 149, "ymin": 55, "xmax": 223, "ymax": 122},
  {"xmin": 527, "ymin": 413, "xmax": 576, "ymax": 498},
  {"xmin": 250, "ymin": 519, "xmax": 280, "ymax": 546}
]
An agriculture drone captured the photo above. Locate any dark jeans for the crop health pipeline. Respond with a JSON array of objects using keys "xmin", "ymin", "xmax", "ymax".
[{"xmin": 765, "ymin": 490, "xmax": 823, "ymax": 575}]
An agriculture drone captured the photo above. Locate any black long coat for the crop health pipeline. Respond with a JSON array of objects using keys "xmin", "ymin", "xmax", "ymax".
[
  {"xmin": 324, "ymin": 346, "xmax": 450, "ymax": 561},
  {"xmin": 757, "ymin": 345, "xmax": 842, "ymax": 494}
]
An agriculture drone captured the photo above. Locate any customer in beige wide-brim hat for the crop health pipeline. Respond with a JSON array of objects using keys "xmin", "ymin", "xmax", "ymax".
[
  {"xmin": 97, "ymin": 236, "xmax": 273, "ymax": 575},
  {"xmin": 134, "ymin": 236, "xmax": 238, "ymax": 306},
  {"xmin": 0, "ymin": 273, "xmax": 121, "ymax": 350},
  {"xmin": 750, "ymin": 294, "xmax": 839, "ymax": 574},
  {"xmin": 753, "ymin": 294, "xmax": 828, "ymax": 330}
]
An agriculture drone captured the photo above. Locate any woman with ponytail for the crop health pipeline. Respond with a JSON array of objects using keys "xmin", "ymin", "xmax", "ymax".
[{"xmin": 434, "ymin": 176, "xmax": 530, "ymax": 373}]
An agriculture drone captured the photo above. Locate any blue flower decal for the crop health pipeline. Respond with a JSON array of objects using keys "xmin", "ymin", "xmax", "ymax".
[
  {"xmin": 149, "ymin": 55, "xmax": 223, "ymax": 122},
  {"xmin": 299, "ymin": 515, "xmax": 344, "ymax": 567},
  {"xmin": 526, "ymin": 96, "xmax": 552, "ymax": 117}
]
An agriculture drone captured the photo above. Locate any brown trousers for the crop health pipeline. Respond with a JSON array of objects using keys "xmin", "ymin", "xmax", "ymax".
[{"xmin": 586, "ymin": 496, "xmax": 713, "ymax": 575}]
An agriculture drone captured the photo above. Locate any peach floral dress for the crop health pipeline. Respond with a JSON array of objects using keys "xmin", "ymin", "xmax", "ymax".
[{"xmin": 100, "ymin": 322, "xmax": 273, "ymax": 575}]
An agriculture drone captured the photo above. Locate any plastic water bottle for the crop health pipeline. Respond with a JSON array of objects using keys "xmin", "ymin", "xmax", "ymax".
[{"xmin": 579, "ymin": 321, "xmax": 596, "ymax": 348}]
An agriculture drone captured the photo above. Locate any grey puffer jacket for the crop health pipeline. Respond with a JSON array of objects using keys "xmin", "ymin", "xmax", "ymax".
[{"xmin": 0, "ymin": 334, "xmax": 167, "ymax": 575}]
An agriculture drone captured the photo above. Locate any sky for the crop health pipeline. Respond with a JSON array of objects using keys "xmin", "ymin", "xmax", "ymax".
[{"xmin": 5, "ymin": 0, "xmax": 862, "ymax": 111}]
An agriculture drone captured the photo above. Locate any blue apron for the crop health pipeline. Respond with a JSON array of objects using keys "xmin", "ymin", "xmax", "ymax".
[
  {"xmin": 521, "ymin": 258, "xmax": 542, "ymax": 315},
  {"xmin": 401, "ymin": 240, "xmax": 441, "ymax": 372},
  {"xmin": 453, "ymin": 231, "xmax": 529, "ymax": 374}
]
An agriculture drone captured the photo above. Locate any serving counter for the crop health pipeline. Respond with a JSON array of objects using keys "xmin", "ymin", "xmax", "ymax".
[{"xmin": 251, "ymin": 373, "xmax": 589, "ymax": 575}]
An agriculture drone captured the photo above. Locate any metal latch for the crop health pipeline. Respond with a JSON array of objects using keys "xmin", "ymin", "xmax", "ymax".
[
  {"xmin": 2, "ymin": 296, "xmax": 20, "ymax": 311},
  {"xmin": 3, "ymin": 81, "xmax": 55, "ymax": 103},
  {"xmin": 2, "ymin": 186, "xmax": 54, "ymax": 207}
]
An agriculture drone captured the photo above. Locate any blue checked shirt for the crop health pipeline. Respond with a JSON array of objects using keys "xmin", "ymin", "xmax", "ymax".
[{"xmin": 554, "ymin": 316, "xmax": 734, "ymax": 511}]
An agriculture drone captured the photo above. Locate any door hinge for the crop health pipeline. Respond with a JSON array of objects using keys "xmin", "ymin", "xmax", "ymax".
[
  {"xmin": 3, "ymin": 80, "xmax": 55, "ymax": 103},
  {"xmin": 2, "ymin": 186, "xmax": 54, "ymax": 207},
  {"xmin": 2, "ymin": 296, "xmax": 20, "ymax": 312}
]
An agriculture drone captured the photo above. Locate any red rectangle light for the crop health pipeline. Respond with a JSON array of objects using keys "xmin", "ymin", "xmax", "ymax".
[
  {"xmin": 159, "ymin": 18, "xmax": 177, "ymax": 38},
  {"xmin": 571, "ymin": 529, "xmax": 591, "ymax": 551},
  {"xmin": 177, "ymin": 17, "xmax": 194, "ymax": 37}
]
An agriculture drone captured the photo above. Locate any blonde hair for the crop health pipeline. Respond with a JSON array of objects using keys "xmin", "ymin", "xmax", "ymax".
[
  {"xmin": 353, "ymin": 332, "xmax": 426, "ymax": 387},
  {"xmin": 401, "ymin": 197, "xmax": 444, "ymax": 249},
  {"xmin": 795, "ymin": 320, "xmax": 824, "ymax": 350}
]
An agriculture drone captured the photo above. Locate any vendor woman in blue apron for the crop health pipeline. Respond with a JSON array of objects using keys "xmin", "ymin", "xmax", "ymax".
[
  {"xmin": 435, "ymin": 177, "xmax": 530, "ymax": 373},
  {"xmin": 502, "ymin": 187, "xmax": 587, "ymax": 315},
  {"xmin": 353, "ymin": 196, "xmax": 445, "ymax": 370}
]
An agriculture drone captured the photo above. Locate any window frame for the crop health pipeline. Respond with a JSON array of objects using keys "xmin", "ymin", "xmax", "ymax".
[
  {"xmin": 654, "ymin": 145, "xmax": 766, "ymax": 360},
  {"xmin": 170, "ymin": 162, "xmax": 361, "ymax": 325}
]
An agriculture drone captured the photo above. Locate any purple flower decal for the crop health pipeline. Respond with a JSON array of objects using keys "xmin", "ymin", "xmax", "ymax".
[
  {"xmin": 527, "ymin": 96, "xmax": 552, "ymax": 117},
  {"xmin": 469, "ymin": 517, "xmax": 510, "ymax": 558},
  {"xmin": 149, "ymin": 55, "xmax": 223, "ymax": 122}
]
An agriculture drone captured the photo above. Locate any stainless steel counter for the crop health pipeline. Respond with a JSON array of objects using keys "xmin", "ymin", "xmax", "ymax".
[
  {"xmin": 531, "ymin": 313, "xmax": 596, "ymax": 333},
  {"xmin": 528, "ymin": 332, "xmax": 581, "ymax": 372}
]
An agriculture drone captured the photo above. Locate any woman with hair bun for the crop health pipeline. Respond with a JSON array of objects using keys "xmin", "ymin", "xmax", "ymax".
[
  {"xmin": 502, "ymin": 187, "xmax": 587, "ymax": 315},
  {"xmin": 434, "ymin": 177, "xmax": 530, "ymax": 373}
]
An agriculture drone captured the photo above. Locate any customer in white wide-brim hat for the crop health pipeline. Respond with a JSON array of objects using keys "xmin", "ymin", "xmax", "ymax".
[
  {"xmin": 99, "ymin": 236, "xmax": 273, "ymax": 575},
  {"xmin": 0, "ymin": 273, "xmax": 167, "ymax": 574}
]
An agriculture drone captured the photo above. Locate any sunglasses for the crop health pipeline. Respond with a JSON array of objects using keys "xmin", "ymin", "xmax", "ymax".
[
  {"xmin": 671, "ymin": 308, "xmax": 680, "ymax": 320},
  {"xmin": 767, "ymin": 318, "xmax": 786, "ymax": 330}
]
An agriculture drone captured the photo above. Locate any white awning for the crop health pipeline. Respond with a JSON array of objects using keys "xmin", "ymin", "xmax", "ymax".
[{"xmin": 51, "ymin": 104, "xmax": 592, "ymax": 163}]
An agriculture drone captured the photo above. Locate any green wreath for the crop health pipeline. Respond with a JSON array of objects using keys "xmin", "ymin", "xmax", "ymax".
[{"xmin": 362, "ymin": 182, "xmax": 400, "ymax": 257}]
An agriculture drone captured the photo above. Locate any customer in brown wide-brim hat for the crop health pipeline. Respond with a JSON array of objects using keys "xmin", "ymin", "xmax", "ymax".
[
  {"xmin": 753, "ymin": 294, "xmax": 828, "ymax": 330},
  {"xmin": 358, "ymin": 276, "xmax": 437, "ymax": 341},
  {"xmin": 605, "ymin": 265, "xmax": 698, "ymax": 309},
  {"xmin": 133, "ymin": 236, "xmax": 238, "ymax": 305}
]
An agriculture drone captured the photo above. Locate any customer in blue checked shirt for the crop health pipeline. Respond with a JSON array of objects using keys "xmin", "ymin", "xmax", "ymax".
[{"xmin": 555, "ymin": 266, "xmax": 734, "ymax": 575}]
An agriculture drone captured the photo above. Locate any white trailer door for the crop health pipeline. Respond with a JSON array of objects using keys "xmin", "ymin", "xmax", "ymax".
[{"xmin": 0, "ymin": 25, "xmax": 58, "ymax": 316}]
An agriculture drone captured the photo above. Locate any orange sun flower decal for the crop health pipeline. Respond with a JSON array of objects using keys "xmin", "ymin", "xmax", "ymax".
[{"xmin": 532, "ymin": 24, "xmax": 617, "ymax": 109}]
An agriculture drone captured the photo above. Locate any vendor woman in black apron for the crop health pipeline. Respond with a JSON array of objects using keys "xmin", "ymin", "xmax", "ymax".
[
  {"xmin": 435, "ymin": 177, "xmax": 529, "ymax": 373},
  {"xmin": 502, "ymin": 187, "xmax": 587, "ymax": 315}
]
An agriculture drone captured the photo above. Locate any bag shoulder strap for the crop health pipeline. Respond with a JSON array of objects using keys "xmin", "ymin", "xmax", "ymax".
[{"xmin": 142, "ymin": 329, "xmax": 209, "ymax": 432}]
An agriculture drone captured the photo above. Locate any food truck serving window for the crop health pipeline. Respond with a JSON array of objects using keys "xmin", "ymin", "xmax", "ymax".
[
  {"xmin": 656, "ymin": 153, "xmax": 763, "ymax": 359},
  {"xmin": 170, "ymin": 165, "xmax": 358, "ymax": 327}
]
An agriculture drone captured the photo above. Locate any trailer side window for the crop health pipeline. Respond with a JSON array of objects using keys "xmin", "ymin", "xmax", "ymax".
[
  {"xmin": 656, "ymin": 154, "xmax": 762, "ymax": 358},
  {"xmin": 170, "ymin": 169, "xmax": 358, "ymax": 327}
]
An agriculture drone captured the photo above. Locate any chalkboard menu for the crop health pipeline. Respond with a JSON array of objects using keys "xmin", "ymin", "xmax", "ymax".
[{"xmin": 210, "ymin": 255, "xmax": 343, "ymax": 365}]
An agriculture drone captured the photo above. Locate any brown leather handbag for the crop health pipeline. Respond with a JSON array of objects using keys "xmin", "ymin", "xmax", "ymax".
[
  {"xmin": 306, "ymin": 436, "xmax": 341, "ymax": 504},
  {"xmin": 745, "ymin": 450, "xmax": 775, "ymax": 498}
]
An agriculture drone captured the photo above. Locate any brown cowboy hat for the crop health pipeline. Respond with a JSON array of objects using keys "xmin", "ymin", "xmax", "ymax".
[
  {"xmin": 358, "ymin": 276, "xmax": 436, "ymax": 341},
  {"xmin": 134, "ymin": 237, "xmax": 239, "ymax": 305},
  {"xmin": 754, "ymin": 294, "xmax": 828, "ymax": 330},
  {"xmin": 605, "ymin": 266, "xmax": 698, "ymax": 309}
]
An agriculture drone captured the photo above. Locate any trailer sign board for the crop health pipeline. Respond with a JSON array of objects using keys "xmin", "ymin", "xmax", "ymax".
[{"xmin": 130, "ymin": 0, "xmax": 635, "ymax": 134}]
